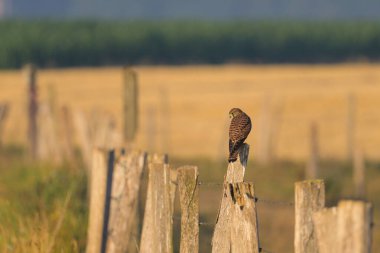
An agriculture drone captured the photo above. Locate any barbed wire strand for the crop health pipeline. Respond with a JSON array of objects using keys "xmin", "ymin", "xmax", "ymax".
[
  {"xmin": 198, "ymin": 181, "xmax": 223, "ymax": 187},
  {"xmin": 196, "ymin": 181, "xmax": 294, "ymax": 206},
  {"xmin": 174, "ymin": 216, "xmax": 275, "ymax": 253},
  {"xmin": 256, "ymin": 197, "xmax": 294, "ymax": 207},
  {"xmin": 132, "ymin": 232, "xmax": 275, "ymax": 253}
]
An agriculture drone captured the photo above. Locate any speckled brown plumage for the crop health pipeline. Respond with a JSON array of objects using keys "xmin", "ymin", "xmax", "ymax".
[{"xmin": 228, "ymin": 108, "xmax": 251, "ymax": 162}]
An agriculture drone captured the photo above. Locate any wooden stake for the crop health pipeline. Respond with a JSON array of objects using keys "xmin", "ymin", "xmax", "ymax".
[
  {"xmin": 306, "ymin": 122, "xmax": 319, "ymax": 179},
  {"xmin": 178, "ymin": 166, "xmax": 199, "ymax": 253},
  {"xmin": 257, "ymin": 94, "xmax": 273, "ymax": 164},
  {"xmin": 225, "ymin": 143, "xmax": 249, "ymax": 183},
  {"xmin": 0, "ymin": 103, "xmax": 9, "ymax": 148},
  {"xmin": 140, "ymin": 163, "xmax": 174, "ymax": 253},
  {"xmin": 37, "ymin": 102, "xmax": 61, "ymax": 163},
  {"xmin": 353, "ymin": 147, "xmax": 366, "ymax": 198},
  {"xmin": 73, "ymin": 111, "xmax": 92, "ymax": 169},
  {"xmin": 294, "ymin": 180, "xmax": 325, "ymax": 253},
  {"xmin": 212, "ymin": 144, "xmax": 260, "ymax": 253},
  {"xmin": 25, "ymin": 64, "xmax": 38, "ymax": 159},
  {"xmin": 60, "ymin": 106, "xmax": 75, "ymax": 162},
  {"xmin": 347, "ymin": 94, "xmax": 356, "ymax": 161},
  {"xmin": 230, "ymin": 182, "xmax": 260, "ymax": 253},
  {"xmin": 313, "ymin": 207, "xmax": 338, "ymax": 253},
  {"xmin": 145, "ymin": 106, "xmax": 157, "ymax": 152},
  {"xmin": 337, "ymin": 200, "xmax": 373, "ymax": 253},
  {"xmin": 106, "ymin": 151, "xmax": 145, "ymax": 253},
  {"xmin": 123, "ymin": 68, "xmax": 138, "ymax": 143},
  {"xmin": 159, "ymin": 87, "xmax": 170, "ymax": 153},
  {"xmin": 86, "ymin": 149, "xmax": 114, "ymax": 253}
]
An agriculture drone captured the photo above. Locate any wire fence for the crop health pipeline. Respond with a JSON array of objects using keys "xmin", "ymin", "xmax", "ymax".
[
  {"xmin": 196, "ymin": 180, "xmax": 294, "ymax": 207},
  {"xmin": 172, "ymin": 216, "xmax": 276, "ymax": 253},
  {"xmin": 171, "ymin": 180, "xmax": 291, "ymax": 253}
]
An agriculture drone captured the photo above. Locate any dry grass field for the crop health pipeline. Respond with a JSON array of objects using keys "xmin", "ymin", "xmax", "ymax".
[
  {"xmin": 1, "ymin": 64, "xmax": 380, "ymax": 252},
  {"xmin": 1, "ymin": 64, "xmax": 380, "ymax": 161}
]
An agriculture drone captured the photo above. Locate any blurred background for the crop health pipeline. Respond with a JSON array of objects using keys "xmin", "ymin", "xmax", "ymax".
[{"xmin": 0, "ymin": 1, "xmax": 380, "ymax": 253}]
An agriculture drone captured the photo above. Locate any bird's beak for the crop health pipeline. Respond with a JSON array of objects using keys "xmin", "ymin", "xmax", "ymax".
[{"xmin": 229, "ymin": 114, "xmax": 232, "ymax": 119}]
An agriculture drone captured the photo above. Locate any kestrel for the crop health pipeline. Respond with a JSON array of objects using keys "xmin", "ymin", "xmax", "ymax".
[{"xmin": 228, "ymin": 108, "xmax": 252, "ymax": 163}]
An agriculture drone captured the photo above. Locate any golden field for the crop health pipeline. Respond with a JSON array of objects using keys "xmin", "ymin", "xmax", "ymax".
[
  {"xmin": 1, "ymin": 64, "xmax": 380, "ymax": 161},
  {"xmin": 1, "ymin": 64, "xmax": 380, "ymax": 253}
]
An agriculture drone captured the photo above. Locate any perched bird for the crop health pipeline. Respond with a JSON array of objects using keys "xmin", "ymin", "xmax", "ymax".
[{"xmin": 228, "ymin": 108, "xmax": 252, "ymax": 163}]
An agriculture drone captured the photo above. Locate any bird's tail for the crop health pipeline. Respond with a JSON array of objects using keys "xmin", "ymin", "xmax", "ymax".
[
  {"xmin": 228, "ymin": 151, "xmax": 239, "ymax": 163},
  {"xmin": 228, "ymin": 139, "xmax": 245, "ymax": 163}
]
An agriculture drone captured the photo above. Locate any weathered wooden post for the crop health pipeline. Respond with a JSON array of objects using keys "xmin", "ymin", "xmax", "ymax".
[
  {"xmin": 347, "ymin": 93, "xmax": 356, "ymax": 161},
  {"xmin": 212, "ymin": 144, "xmax": 260, "ymax": 253},
  {"xmin": 306, "ymin": 122, "xmax": 319, "ymax": 179},
  {"xmin": 106, "ymin": 151, "xmax": 146, "ymax": 253},
  {"xmin": 230, "ymin": 182, "xmax": 260, "ymax": 253},
  {"xmin": 353, "ymin": 147, "xmax": 366, "ymax": 198},
  {"xmin": 47, "ymin": 83, "xmax": 57, "ymax": 118},
  {"xmin": 60, "ymin": 106, "xmax": 75, "ymax": 162},
  {"xmin": 37, "ymin": 102, "xmax": 61, "ymax": 163},
  {"xmin": 123, "ymin": 68, "xmax": 138, "ymax": 143},
  {"xmin": 0, "ymin": 103, "xmax": 9, "ymax": 148},
  {"xmin": 25, "ymin": 64, "xmax": 38, "ymax": 159},
  {"xmin": 145, "ymin": 106, "xmax": 157, "ymax": 152},
  {"xmin": 313, "ymin": 200, "xmax": 373, "ymax": 253},
  {"xmin": 294, "ymin": 180, "xmax": 325, "ymax": 253},
  {"xmin": 313, "ymin": 207, "xmax": 338, "ymax": 253},
  {"xmin": 178, "ymin": 166, "xmax": 199, "ymax": 253},
  {"xmin": 140, "ymin": 162, "xmax": 176, "ymax": 253},
  {"xmin": 337, "ymin": 200, "xmax": 373, "ymax": 253},
  {"xmin": 159, "ymin": 87, "xmax": 170, "ymax": 153},
  {"xmin": 86, "ymin": 149, "xmax": 114, "ymax": 253},
  {"xmin": 257, "ymin": 95, "xmax": 273, "ymax": 164},
  {"xmin": 73, "ymin": 111, "xmax": 92, "ymax": 169}
]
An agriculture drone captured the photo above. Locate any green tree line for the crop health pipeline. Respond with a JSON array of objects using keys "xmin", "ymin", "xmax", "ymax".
[{"xmin": 0, "ymin": 20, "xmax": 380, "ymax": 68}]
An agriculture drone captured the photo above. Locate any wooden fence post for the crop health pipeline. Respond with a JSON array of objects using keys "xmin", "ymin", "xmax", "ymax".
[
  {"xmin": 37, "ymin": 102, "xmax": 61, "ymax": 163},
  {"xmin": 0, "ymin": 103, "xmax": 9, "ymax": 148},
  {"xmin": 212, "ymin": 144, "xmax": 260, "ymax": 253},
  {"xmin": 73, "ymin": 111, "xmax": 92, "ymax": 169},
  {"xmin": 86, "ymin": 149, "xmax": 114, "ymax": 253},
  {"xmin": 25, "ymin": 64, "xmax": 38, "ymax": 159},
  {"xmin": 225, "ymin": 143, "xmax": 249, "ymax": 182},
  {"xmin": 353, "ymin": 147, "xmax": 366, "ymax": 198},
  {"xmin": 106, "ymin": 151, "xmax": 146, "ymax": 253},
  {"xmin": 145, "ymin": 106, "xmax": 157, "ymax": 152},
  {"xmin": 123, "ymin": 68, "xmax": 138, "ymax": 143},
  {"xmin": 159, "ymin": 87, "xmax": 170, "ymax": 153},
  {"xmin": 60, "ymin": 106, "xmax": 75, "ymax": 163},
  {"xmin": 347, "ymin": 93, "xmax": 356, "ymax": 161},
  {"xmin": 313, "ymin": 207, "xmax": 338, "ymax": 253},
  {"xmin": 294, "ymin": 180, "xmax": 325, "ymax": 253},
  {"xmin": 257, "ymin": 95, "xmax": 273, "ymax": 164},
  {"xmin": 140, "ymin": 163, "xmax": 175, "ymax": 253},
  {"xmin": 178, "ymin": 166, "xmax": 199, "ymax": 253},
  {"xmin": 230, "ymin": 182, "xmax": 260, "ymax": 253},
  {"xmin": 337, "ymin": 200, "xmax": 373, "ymax": 253},
  {"xmin": 306, "ymin": 122, "xmax": 319, "ymax": 179}
]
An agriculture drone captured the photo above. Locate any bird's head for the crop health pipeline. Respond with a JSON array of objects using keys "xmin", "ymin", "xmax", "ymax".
[{"xmin": 229, "ymin": 108, "xmax": 243, "ymax": 119}]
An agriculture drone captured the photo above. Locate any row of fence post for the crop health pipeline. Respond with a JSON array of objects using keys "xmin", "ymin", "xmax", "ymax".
[
  {"xmin": 85, "ymin": 145, "xmax": 374, "ymax": 253},
  {"xmin": 295, "ymin": 179, "xmax": 373, "ymax": 253},
  {"xmin": 21, "ymin": 64, "xmax": 363, "ymax": 164},
  {"xmin": 21, "ymin": 65, "xmax": 137, "ymax": 165},
  {"xmin": 306, "ymin": 121, "xmax": 367, "ymax": 199}
]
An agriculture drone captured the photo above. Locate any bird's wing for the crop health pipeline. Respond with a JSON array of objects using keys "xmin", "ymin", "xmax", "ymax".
[{"xmin": 229, "ymin": 115, "xmax": 251, "ymax": 141}]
